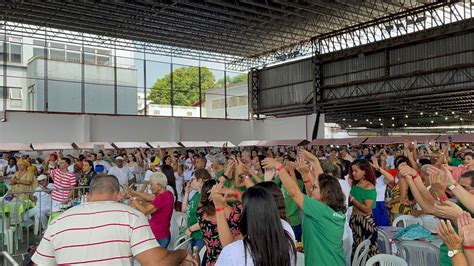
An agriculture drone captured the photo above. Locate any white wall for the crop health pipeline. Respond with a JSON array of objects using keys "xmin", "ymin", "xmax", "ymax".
[{"xmin": 0, "ymin": 111, "xmax": 325, "ymax": 145}]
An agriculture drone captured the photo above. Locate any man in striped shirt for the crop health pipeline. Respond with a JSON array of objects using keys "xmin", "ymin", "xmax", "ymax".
[
  {"xmin": 47, "ymin": 157, "xmax": 76, "ymax": 212},
  {"xmin": 32, "ymin": 175, "xmax": 194, "ymax": 265}
]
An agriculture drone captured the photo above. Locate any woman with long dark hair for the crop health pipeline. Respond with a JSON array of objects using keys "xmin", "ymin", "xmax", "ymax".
[
  {"xmin": 349, "ymin": 159, "xmax": 378, "ymax": 260},
  {"xmin": 262, "ymin": 158, "xmax": 346, "ymax": 266},
  {"xmin": 160, "ymin": 164, "xmax": 178, "ymax": 203},
  {"xmin": 215, "ymin": 186, "xmax": 296, "ymax": 266},
  {"xmin": 196, "ymin": 179, "xmax": 242, "ymax": 266}
]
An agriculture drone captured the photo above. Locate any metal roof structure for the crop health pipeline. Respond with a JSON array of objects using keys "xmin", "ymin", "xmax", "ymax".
[{"xmin": 1, "ymin": 0, "xmax": 435, "ymax": 69}]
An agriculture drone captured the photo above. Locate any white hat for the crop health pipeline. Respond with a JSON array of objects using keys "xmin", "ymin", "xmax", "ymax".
[
  {"xmin": 37, "ymin": 174, "xmax": 48, "ymax": 181},
  {"xmin": 115, "ymin": 156, "xmax": 124, "ymax": 161}
]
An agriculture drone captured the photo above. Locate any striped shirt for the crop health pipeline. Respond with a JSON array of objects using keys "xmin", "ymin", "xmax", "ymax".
[
  {"xmin": 32, "ymin": 201, "xmax": 159, "ymax": 265},
  {"xmin": 50, "ymin": 169, "xmax": 76, "ymax": 203}
]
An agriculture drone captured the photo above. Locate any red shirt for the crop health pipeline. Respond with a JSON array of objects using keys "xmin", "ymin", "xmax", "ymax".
[{"xmin": 149, "ymin": 190, "xmax": 174, "ymax": 239}]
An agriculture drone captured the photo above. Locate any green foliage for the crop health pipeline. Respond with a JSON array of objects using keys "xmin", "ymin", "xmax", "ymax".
[{"xmin": 148, "ymin": 67, "xmax": 247, "ymax": 106}]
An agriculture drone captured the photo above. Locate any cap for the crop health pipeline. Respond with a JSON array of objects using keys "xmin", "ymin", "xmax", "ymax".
[
  {"xmin": 115, "ymin": 156, "xmax": 124, "ymax": 161},
  {"xmin": 37, "ymin": 174, "xmax": 48, "ymax": 181}
]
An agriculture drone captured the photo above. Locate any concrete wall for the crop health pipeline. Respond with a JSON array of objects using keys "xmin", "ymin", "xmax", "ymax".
[{"xmin": 0, "ymin": 111, "xmax": 325, "ymax": 145}]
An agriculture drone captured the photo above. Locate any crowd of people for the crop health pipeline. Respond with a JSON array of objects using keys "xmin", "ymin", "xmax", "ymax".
[{"xmin": 0, "ymin": 141, "xmax": 474, "ymax": 265}]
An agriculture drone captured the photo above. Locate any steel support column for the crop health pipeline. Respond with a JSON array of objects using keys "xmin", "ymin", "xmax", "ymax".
[{"xmin": 250, "ymin": 68, "xmax": 259, "ymax": 119}]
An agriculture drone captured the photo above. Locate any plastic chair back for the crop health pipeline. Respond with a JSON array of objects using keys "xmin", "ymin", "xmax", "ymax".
[
  {"xmin": 398, "ymin": 240, "xmax": 439, "ymax": 266},
  {"xmin": 377, "ymin": 228, "xmax": 392, "ymax": 254},
  {"xmin": 199, "ymin": 245, "xmax": 206, "ymax": 264},
  {"xmin": 366, "ymin": 254, "xmax": 408, "ymax": 266},
  {"xmin": 173, "ymin": 237, "xmax": 192, "ymax": 251},
  {"xmin": 174, "ymin": 211, "xmax": 187, "ymax": 228},
  {"xmin": 170, "ymin": 234, "xmax": 189, "ymax": 250},
  {"xmin": 392, "ymin": 215, "xmax": 423, "ymax": 228},
  {"xmin": 352, "ymin": 239, "xmax": 371, "ymax": 266}
]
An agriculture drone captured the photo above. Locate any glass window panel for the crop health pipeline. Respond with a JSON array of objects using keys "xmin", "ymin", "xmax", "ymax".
[
  {"xmin": 0, "ymin": 43, "xmax": 7, "ymax": 61},
  {"xmin": 67, "ymin": 44, "xmax": 81, "ymax": 51},
  {"xmin": 97, "ymin": 56, "xmax": 110, "ymax": 66},
  {"xmin": 47, "ymin": 80, "xmax": 81, "ymax": 112},
  {"xmin": 146, "ymin": 61, "xmax": 171, "ymax": 116},
  {"xmin": 226, "ymin": 71, "xmax": 249, "ymax": 119},
  {"xmin": 85, "ymin": 84, "xmax": 114, "ymax": 114},
  {"xmin": 84, "ymin": 53, "xmax": 96, "ymax": 64},
  {"xmin": 50, "ymin": 49, "xmax": 65, "ymax": 61},
  {"xmin": 116, "ymin": 53, "xmax": 140, "ymax": 115},
  {"xmin": 33, "ymin": 39, "xmax": 46, "ymax": 46},
  {"xmin": 10, "ymin": 44, "xmax": 21, "ymax": 63},
  {"xmin": 97, "ymin": 49, "xmax": 111, "ymax": 55},
  {"xmin": 83, "ymin": 47, "xmax": 95, "ymax": 53},
  {"xmin": 202, "ymin": 69, "xmax": 225, "ymax": 118},
  {"xmin": 172, "ymin": 64, "xmax": 200, "ymax": 117},
  {"xmin": 118, "ymin": 86, "xmax": 141, "ymax": 115},
  {"xmin": 50, "ymin": 42, "xmax": 65, "ymax": 49},
  {"xmin": 66, "ymin": 52, "xmax": 81, "ymax": 63},
  {"xmin": 33, "ymin": 47, "xmax": 45, "ymax": 58}
]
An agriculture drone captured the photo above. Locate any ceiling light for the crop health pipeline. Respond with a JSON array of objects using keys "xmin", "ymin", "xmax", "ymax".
[
  {"xmin": 445, "ymin": 117, "xmax": 448, "ymax": 120},
  {"xmin": 391, "ymin": 124, "xmax": 395, "ymax": 127},
  {"xmin": 452, "ymin": 111, "xmax": 455, "ymax": 114},
  {"xmin": 348, "ymin": 125, "xmax": 352, "ymax": 127},
  {"xmin": 404, "ymin": 124, "xmax": 407, "ymax": 127},
  {"xmin": 431, "ymin": 120, "xmax": 434, "ymax": 123},
  {"xmin": 435, "ymin": 112, "xmax": 438, "ymax": 115},
  {"xmin": 460, "ymin": 118, "xmax": 463, "ymax": 121},
  {"xmin": 342, "ymin": 118, "xmax": 346, "ymax": 121},
  {"xmin": 378, "ymin": 118, "xmax": 382, "ymax": 121},
  {"xmin": 391, "ymin": 117, "xmax": 395, "ymax": 120},
  {"xmin": 420, "ymin": 112, "xmax": 423, "ymax": 115},
  {"xmin": 369, "ymin": 122, "xmax": 373, "ymax": 124},
  {"xmin": 470, "ymin": 110, "xmax": 472, "ymax": 114},
  {"xmin": 354, "ymin": 119, "xmax": 358, "ymax": 122},
  {"xmin": 405, "ymin": 115, "xmax": 409, "ymax": 118},
  {"xmin": 366, "ymin": 119, "xmax": 369, "ymax": 122},
  {"xmin": 380, "ymin": 123, "xmax": 383, "ymax": 126}
]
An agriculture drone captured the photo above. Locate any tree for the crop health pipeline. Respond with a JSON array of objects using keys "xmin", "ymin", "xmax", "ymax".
[
  {"xmin": 216, "ymin": 73, "xmax": 248, "ymax": 88},
  {"xmin": 148, "ymin": 66, "xmax": 216, "ymax": 106}
]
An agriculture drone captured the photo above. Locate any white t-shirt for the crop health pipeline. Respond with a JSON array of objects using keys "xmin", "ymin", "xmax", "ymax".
[
  {"xmin": 217, "ymin": 227, "xmax": 296, "ymax": 266},
  {"xmin": 32, "ymin": 201, "xmax": 159, "ymax": 265},
  {"xmin": 375, "ymin": 176, "xmax": 387, "ymax": 202},
  {"xmin": 33, "ymin": 183, "xmax": 54, "ymax": 211},
  {"xmin": 93, "ymin": 160, "xmax": 112, "ymax": 171},
  {"xmin": 175, "ymin": 172, "xmax": 184, "ymax": 202},
  {"xmin": 281, "ymin": 219, "xmax": 296, "ymax": 243},
  {"xmin": 0, "ymin": 159, "xmax": 8, "ymax": 169},
  {"xmin": 338, "ymin": 178, "xmax": 352, "ymax": 241},
  {"xmin": 108, "ymin": 166, "xmax": 133, "ymax": 187}
]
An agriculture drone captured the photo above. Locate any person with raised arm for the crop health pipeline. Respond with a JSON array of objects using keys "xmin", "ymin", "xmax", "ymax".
[{"xmin": 262, "ymin": 158, "xmax": 346, "ymax": 266}]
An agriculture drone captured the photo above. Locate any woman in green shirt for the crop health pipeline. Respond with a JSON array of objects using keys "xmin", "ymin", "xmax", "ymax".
[
  {"xmin": 262, "ymin": 158, "xmax": 346, "ymax": 266},
  {"xmin": 182, "ymin": 169, "xmax": 212, "ymax": 252},
  {"xmin": 349, "ymin": 159, "xmax": 378, "ymax": 261}
]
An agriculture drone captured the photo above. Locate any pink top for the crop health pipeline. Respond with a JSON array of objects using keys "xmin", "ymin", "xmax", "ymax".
[{"xmin": 149, "ymin": 190, "xmax": 174, "ymax": 239}]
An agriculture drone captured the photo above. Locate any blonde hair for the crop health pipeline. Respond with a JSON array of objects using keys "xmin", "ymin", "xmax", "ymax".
[{"xmin": 149, "ymin": 172, "xmax": 168, "ymax": 188}]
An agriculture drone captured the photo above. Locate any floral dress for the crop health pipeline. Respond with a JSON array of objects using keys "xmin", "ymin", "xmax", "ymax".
[{"xmin": 196, "ymin": 202, "xmax": 242, "ymax": 266}]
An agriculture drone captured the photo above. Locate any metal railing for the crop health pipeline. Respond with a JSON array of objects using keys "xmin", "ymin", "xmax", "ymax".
[{"xmin": 0, "ymin": 251, "xmax": 19, "ymax": 266}]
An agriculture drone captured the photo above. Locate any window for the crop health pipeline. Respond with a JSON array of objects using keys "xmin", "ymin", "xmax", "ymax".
[
  {"xmin": 97, "ymin": 56, "xmax": 110, "ymax": 65},
  {"xmin": 33, "ymin": 47, "xmax": 46, "ymax": 58},
  {"xmin": 50, "ymin": 49, "xmax": 65, "ymax": 60},
  {"xmin": 153, "ymin": 110, "xmax": 160, "ymax": 115},
  {"xmin": 50, "ymin": 42, "xmax": 65, "ymax": 49},
  {"xmin": 66, "ymin": 52, "xmax": 81, "ymax": 63},
  {"xmin": 84, "ymin": 53, "xmax": 96, "ymax": 64},
  {"xmin": 9, "ymin": 88, "xmax": 23, "ymax": 100},
  {"xmin": 10, "ymin": 44, "xmax": 22, "ymax": 63},
  {"xmin": 0, "ymin": 42, "xmax": 23, "ymax": 63},
  {"xmin": 228, "ymin": 96, "xmax": 238, "ymax": 108},
  {"xmin": 33, "ymin": 40, "xmax": 46, "ymax": 46},
  {"xmin": 238, "ymin": 96, "xmax": 248, "ymax": 106},
  {"xmin": 186, "ymin": 111, "xmax": 193, "ymax": 116},
  {"xmin": 67, "ymin": 44, "xmax": 81, "ymax": 51},
  {"xmin": 97, "ymin": 49, "xmax": 111, "ymax": 55},
  {"xmin": 83, "ymin": 47, "xmax": 95, "ymax": 53}
]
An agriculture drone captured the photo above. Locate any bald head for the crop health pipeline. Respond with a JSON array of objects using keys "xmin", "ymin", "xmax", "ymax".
[{"xmin": 89, "ymin": 175, "xmax": 120, "ymax": 198}]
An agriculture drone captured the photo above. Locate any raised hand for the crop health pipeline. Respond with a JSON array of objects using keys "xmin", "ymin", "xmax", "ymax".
[
  {"xmin": 458, "ymin": 211, "xmax": 474, "ymax": 247},
  {"xmin": 263, "ymin": 169, "xmax": 276, "ymax": 181},
  {"xmin": 370, "ymin": 155, "xmax": 380, "ymax": 170},
  {"xmin": 434, "ymin": 200, "xmax": 464, "ymax": 221},
  {"xmin": 300, "ymin": 150, "xmax": 318, "ymax": 162},
  {"xmin": 210, "ymin": 182, "xmax": 227, "ymax": 208},
  {"xmin": 261, "ymin": 158, "xmax": 280, "ymax": 169},
  {"xmin": 397, "ymin": 162, "xmax": 417, "ymax": 178},
  {"xmin": 437, "ymin": 219, "xmax": 463, "ymax": 250},
  {"xmin": 295, "ymin": 157, "xmax": 310, "ymax": 174},
  {"xmin": 184, "ymin": 181, "xmax": 192, "ymax": 194}
]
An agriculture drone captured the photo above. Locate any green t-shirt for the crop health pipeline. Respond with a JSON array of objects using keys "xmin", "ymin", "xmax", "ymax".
[
  {"xmin": 439, "ymin": 202, "xmax": 473, "ymax": 266},
  {"xmin": 187, "ymin": 192, "xmax": 203, "ymax": 240},
  {"xmin": 0, "ymin": 182, "xmax": 7, "ymax": 197},
  {"xmin": 275, "ymin": 178, "xmax": 304, "ymax": 226},
  {"xmin": 303, "ymin": 195, "xmax": 345, "ymax": 266},
  {"xmin": 223, "ymin": 179, "xmax": 247, "ymax": 192},
  {"xmin": 448, "ymin": 157, "xmax": 463, "ymax": 167},
  {"xmin": 214, "ymin": 169, "xmax": 225, "ymax": 180},
  {"xmin": 349, "ymin": 186, "xmax": 377, "ymax": 209}
]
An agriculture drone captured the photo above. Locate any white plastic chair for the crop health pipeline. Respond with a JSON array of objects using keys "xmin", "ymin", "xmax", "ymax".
[
  {"xmin": 9, "ymin": 200, "xmax": 31, "ymax": 243},
  {"xmin": 170, "ymin": 234, "xmax": 190, "ymax": 250},
  {"xmin": 397, "ymin": 240, "xmax": 439, "ymax": 266},
  {"xmin": 296, "ymin": 252, "xmax": 305, "ymax": 266},
  {"xmin": 377, "ymin": 228, "xmax": 392, "ymax": 255},
  {"xmin": 366, "ymin": 254, "xmax": 408, "ymax": 266},
  {"xmin": 174, "ymin": 212, "xmax": 187, "ymax": 228},
  {"xmin": 392, "ymin": 215, "xmax": 423, "ymax": 228},
  {"xmin": 1, "ymin": 215, "xmax": 17, "ymax": 254},
  {"xmin": 173, "ymin": 237, "xmax": 192, "ymax": 251},
  {"xmin": 352, "ymin": 239, "xmax": 371, "ymax": 266}
]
